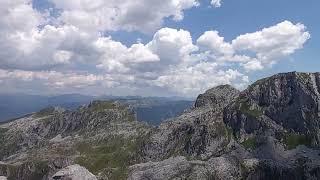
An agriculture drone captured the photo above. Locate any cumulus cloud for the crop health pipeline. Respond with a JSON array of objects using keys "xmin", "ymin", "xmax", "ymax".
[
  {"xmin": 196, "ymin": 21, "xmax": 310, "ymax": 71},
  {"xmin": 211, "ymin": 0, "xmax": 222, "ymax": 8},
  {"xmin": 0, "ymin": 24, "xmax": 95, "ymax": 70},
  {"xmin": 232, "ymin": 21, "xmax": 311, "ymax": 70},
  {"xmin": 50, "ymin": 0, "xmax": 199, "ymax": 33},
  {"xmin": 197, "ymin": 30, "xmax": 234, "ymax": 56},
  {"xmin": 147, "ymin": 28, "xmax": 198, "ymax": 65},
  {"xmin": 95, "ymin": 37, "xmax": 160, "ymax": 73},
  {"xmin": 0, "ymin": 69, "xmax": 121, "ymax": 95},
  {"xmin": 152, "ymin": 63, "xmax": 247, "ymax": 95},
  {"xmin": 0, "ymin": 0, "xmax": 311, "ymax": 97},
  {"xmin": 242, "ymin": 60, "xmax": 263, "ymax": 72}
]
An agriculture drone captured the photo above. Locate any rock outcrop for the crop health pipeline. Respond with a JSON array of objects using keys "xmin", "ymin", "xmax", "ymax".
[
  {"xmin": 141, "ymin": 85, "xmax": 240, "ymax": 161},
  {"xmin": 52, "ymin": 164, "xmax": 97, "ymax": 180},
  {"xmin": 0, "ymin": 101, "xmax": 150, "ymax": 180},
  {"xmin": 130, "ymin": 72, "xmax": 320, "ymax": 180},
  {"xmin": 224, "ymin": 72, "xmax": 320, "ymax": 147},
  {"xmin": 195, "ymin": 85, "xmax": 240, "ymax": 108}
]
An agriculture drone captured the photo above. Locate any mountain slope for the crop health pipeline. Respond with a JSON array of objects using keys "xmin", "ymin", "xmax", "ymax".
[
  {"xmin": 0, "ymin": 94, "xmax": 193, "ymax": 125},
  {"xmin": 0, "ymin": 72, "xmax": 320, "ymax": 180},
  {"xmin": 128, "ymin": 72, "xmax": 320, "ymax": 180},
  {"xmin": 0, "ymin": 101, "xmax": 150, "ymax": 180}
]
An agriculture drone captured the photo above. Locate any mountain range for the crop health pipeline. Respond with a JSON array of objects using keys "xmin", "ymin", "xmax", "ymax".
[
  {"xmin": 0, "ymin": 72, "xmax": 320, "ymax": 180},
  {"xmin": 0, "ymin": 94, "xmax": 193, "ymax": 125}
]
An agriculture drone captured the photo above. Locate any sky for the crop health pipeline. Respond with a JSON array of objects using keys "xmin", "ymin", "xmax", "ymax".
[{"xmin": 0, "ymin": 0, "xmax": 319, "ymax": 97}]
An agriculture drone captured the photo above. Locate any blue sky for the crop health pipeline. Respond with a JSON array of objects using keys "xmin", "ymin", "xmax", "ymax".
[
  {"xmin": 0, "ymin": 0, "xmax": 319, "ymax": 97},
  {"xmin": 111, "ymin": 0, "xmax": 320, "ymax": 82}
]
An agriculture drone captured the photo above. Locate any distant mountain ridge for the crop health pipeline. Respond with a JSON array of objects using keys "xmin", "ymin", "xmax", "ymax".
[{"xmin": 0, "ymin": 94, "xmax": 193, "ymax": 125}]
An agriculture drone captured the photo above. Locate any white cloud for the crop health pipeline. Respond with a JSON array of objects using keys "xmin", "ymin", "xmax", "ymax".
[
  {"xmin": 152, "ymin": 63, "xmax": 247, "ymax": 95},
  {"xmin": 232, "ymin": 21, "xmax": 311, "ymax": 69},
  {"xmin": 50, "ymin": 0, "xmax": 200, "ymax": 33},
  {"xmin": 242, "ymin": 60, "xmax": 263, "ymax": 71},
  {"xmin": 53, "ymin": 50, "xmax": 73, "ymax": 64},
  {"xmin": 0, "ymin": 0, "xmax": 311, "ymax": 97},
  {"xmin": 0, "ymin": 0, "xmax": 43, "ymax": 32},
  {"xmin": 0, "ymin": 24, "xmax": 94, "ymax": 70},
  {"xmin": 211, "ymin": 0, "xmax": 222, "ymax": 8},
  {"xmin": 197, "ymin": 30, "xmax": 234, "ymax": 56},
  {"xmin": 195, "ymin": 21, "xmax": 310, "ymax": 71},
  {"xmin": 147, "ymin": 28, "xmax": 198, "ymax": 65},
  {"xmin": 0, "ymin": 69, "xmax": 116, "ymax": 90},
  {"xmin": 94, "ymin": 37, "xmax": 160, "ymax": 73}
]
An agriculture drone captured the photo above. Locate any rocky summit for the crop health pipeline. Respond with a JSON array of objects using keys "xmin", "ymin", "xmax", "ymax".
[{"xmin": 1, "ymin": 72, "xmax": 320, "ymax": 180}]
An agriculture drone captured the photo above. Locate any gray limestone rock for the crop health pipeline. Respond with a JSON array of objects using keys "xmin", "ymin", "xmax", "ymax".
[{"xmin": 52, "ymin": 164, "xmax": 97, "ymax": 180}]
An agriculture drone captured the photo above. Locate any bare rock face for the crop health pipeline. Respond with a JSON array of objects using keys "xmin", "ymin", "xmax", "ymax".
[
  {"xmin": 52, "ymin": 164, "xmax": 97, "ymax": 180},
  {"xmin": 141, "ymin": 85, "xmax": 240, "ymax": 161},
  {"xmin": 222, "ymin": 72, "xmax": 320, "ymax": 180},
  {"xmin": 128, "ymin": 156, "xmax": 201, "ymax": 180},
  {"xmin": 195, "ymin": 85, "xmax": 240, "ymax": 109},
  {"xmin": 0, "ymin": 101, "xmax": 150, "ymax": 180},
  {"xmin": 224, "ymin": 72, "xmax": 320, "ymax": 146},
  {"xmin": 128, "ymin": 156, "xmax": 242, "ymax": 180},
  {"xmin": 136, "ymin": 72, "xmax": 320, "ymax": 180}
]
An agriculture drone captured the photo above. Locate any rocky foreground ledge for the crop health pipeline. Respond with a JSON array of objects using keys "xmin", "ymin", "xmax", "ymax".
[{"xmin": 0, "ymin": 72, "xmax": 320, "ymax": 180}]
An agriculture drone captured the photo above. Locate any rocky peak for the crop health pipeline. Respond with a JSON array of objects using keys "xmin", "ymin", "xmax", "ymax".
[
  {"xmin": 35, "ymin": 106, "xmax": 66, "ymax": 117},
  {"xmin": 141, "ymin": 85, "xmax": 240, "ymax": 162},
  {"xmin": 134, "ymin": 72, "xmax": 320, "ymax": 180},
  {"xmin": 195, "ymin": 84, "xmax": 240, "ymax": 109},
  {"xmin": 224, "ymin": 72, "xmax": 320, "ymax": 146}
]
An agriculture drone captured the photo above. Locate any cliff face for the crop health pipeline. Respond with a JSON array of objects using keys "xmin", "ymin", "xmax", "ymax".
[
  {"xmin": 1, "ymin": 72, "xmax": 320, "ymax": 180},
  {"xmin": 129, "ymin": 72, "xmax": 320, "ymax": 180},
  {"xmin": 140, "ymin": 85, "xmax": 240, "ymax": 161},
  {"xmin": 224, "ymin": 72, "xmax": 320, "ymax": 146}
]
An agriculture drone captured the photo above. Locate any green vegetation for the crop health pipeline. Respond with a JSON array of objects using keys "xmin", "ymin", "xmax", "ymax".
[
  {"xmin": 0, "ymin": 128, "xmax": 7, "ymax": 144},
  {"xmin": 297, "ymin": 73, "xmax": 311, "ymax": 83},
  {"xmin": 35, "ymin": 107, "xmax": 55, "ymax": 117},
  {"xmin": 241, "ymin": 137, "xmax": 257, "ymax": 150},
  {"xmin": 225, "ymin": 126, "xmax": 234, "ymax": 141},
  {"xmin": 89, "ymin": 101, "xmax": 117, "ymax": 112},
  {"xmin": 0, "ymin": 160, "xmax": 49, "ymax": 180},
  {"xmin": 75, "ymin": 136, "xmax": 142, "ymax": 180},
  {"xmin": 0, "ymin": 127, "xmax": 8, "ymax": 137},
  {"xmin": 0, "ymin": 128, "xmax": 8, "ymax": 157},
  {"xmin": 284, "ymin": 133, "xmax": 312, "ymax": 150},
  {"xmin": 239, "ymin": 100, "xmax": 263, "ymax": 118}
]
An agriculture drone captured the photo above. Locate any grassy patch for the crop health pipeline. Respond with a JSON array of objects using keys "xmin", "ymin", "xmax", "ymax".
[
  {"xmin": 241, "ymin": 137, "xmax": 257, "ymax": 150},
  {"xmin": 88, "ymin": 101, "xmax": 117, "ymax": 112},
  {"xmin": 0, "ymin": 160, "xmax": 49, "ymax": 180},
  {"xmin": 35, "ymin": 107, "xmax": 55, "ymax": 117},
  {"xmin": 0, "ymin": 127, "xmax": 8, "ymax": 138},
  {"xmin": 75, "ymin": 136, "xmax": 141, "ymax": 180},
  {"xmin": 225, "ymin": 126, "xmax": 234, "ymax": 141},
  {"xmin": 0, "ymin": 128, "xmax": 9, "ymax": 158},
  {"xmin": 284, "ymin": 133, "xmax": 312, "ymax": 150},
  {"xmin": 297, "ymin": 73, "xmax": 311, "ymax": 83},
  {"xmin": 239, "ymin": 101, "xmax": 263, "ymax": 118},
  {"xmin": 0, "ymin": 127, "xmax": 8, "ymax": 144}
]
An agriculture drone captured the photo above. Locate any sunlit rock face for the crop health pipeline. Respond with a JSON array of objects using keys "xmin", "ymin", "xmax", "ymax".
[{"xmin": 131, "ymin": 72, "xmax": 320, "ymax": 180}]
